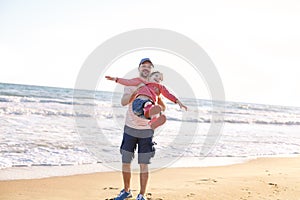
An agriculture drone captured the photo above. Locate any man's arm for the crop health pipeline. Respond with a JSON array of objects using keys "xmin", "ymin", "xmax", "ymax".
[
  {"xmin": 121, "ymin": 94, "xmax": 131, "ymax": 106},
  {"xmin": 121, "ymin": 83, "xmax": 146, "ymax": 106},
  {"xmin": 121, "ymin": 87, "xmax": 134, "ymax": 106}
]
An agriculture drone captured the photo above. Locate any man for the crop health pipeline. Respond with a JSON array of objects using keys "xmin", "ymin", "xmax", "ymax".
[{"xmin": 115, "ymin": 58, "xmax": 161, "ymax": 200}]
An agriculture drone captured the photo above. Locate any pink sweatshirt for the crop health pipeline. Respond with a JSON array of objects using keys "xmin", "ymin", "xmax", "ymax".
[
  {"xmin": 116, "ymin": 77, "xmax": 178, "ymax": 103},
  {"xmin": 124, "ymin": 86, "xmax": 151, "ymax": 129}
]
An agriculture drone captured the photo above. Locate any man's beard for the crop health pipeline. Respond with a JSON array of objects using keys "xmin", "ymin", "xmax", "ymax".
[{"xmin": 140, "ymin": 70, "xmax": 150, "ymax": 78}]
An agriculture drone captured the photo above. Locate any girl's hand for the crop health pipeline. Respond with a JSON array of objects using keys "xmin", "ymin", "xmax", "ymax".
[
  {"xmin": 176, "ymin": 100, "xmax": 188, "ymax": 111},
  {"xmin": 105, "ymin": 76, "xmax": 117, "ymax": 81},
  {"xmin": 179, "ymin": 103, "xmax": 188, "ymax": 111}
]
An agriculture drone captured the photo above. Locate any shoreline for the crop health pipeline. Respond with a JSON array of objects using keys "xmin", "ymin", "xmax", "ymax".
[
  {"xmin": 0, "ymin": 156, "xmax": 300, "ymax": 200},
  {"xmin": 1, "ymin": 155, "xmax": 299, "ymax": 181},
  {"xmin": 0, "ymin": 156, "xmax": 254, "ymax": 181}
]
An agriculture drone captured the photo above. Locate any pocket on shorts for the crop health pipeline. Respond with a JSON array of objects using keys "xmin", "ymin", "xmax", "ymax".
[{"xmin": 151, "ymin": 141, "xmax": 156, "ymax": 158}]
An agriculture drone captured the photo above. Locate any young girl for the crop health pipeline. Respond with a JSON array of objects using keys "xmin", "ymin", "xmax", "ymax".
[{"xmin": 105, "ymin": 71, "xmax": 187, "ymax": 129}]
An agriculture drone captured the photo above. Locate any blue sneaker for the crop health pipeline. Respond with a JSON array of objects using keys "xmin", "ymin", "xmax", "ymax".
[
  {"xmin": 114, "ymin": 189, "xmax": 133, "ymax": 200},
  {"xmin": 136, "ymin": 194, "xmax": 145, "ymax": 200}
]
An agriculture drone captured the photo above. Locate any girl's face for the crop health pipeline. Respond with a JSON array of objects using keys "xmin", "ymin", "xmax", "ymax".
[{"xmin": 149, "ymin": 73, "xmax": 163, "ymax": 83}]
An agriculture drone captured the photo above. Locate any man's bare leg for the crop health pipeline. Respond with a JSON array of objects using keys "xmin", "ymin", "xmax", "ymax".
[
  {"xmin": 122, "ymin": 163, "xmax": 131, "ymax": 192},
  {"xmin": 139, "ymin": 164, "xmax": 149, "ymax": 195}
]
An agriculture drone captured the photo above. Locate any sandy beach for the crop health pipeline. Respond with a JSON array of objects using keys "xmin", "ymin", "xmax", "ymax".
[{"xmin": 0, "ymin": 157, "xmax": 299, "ymax": 200}]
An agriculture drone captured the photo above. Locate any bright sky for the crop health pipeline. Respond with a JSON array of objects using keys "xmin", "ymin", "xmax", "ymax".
[{"xmin": 1, "ymin": 0, "xmax": 300, "ymax": 107}]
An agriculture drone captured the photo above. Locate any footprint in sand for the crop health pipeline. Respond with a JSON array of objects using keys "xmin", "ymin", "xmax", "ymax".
[
  {"xmin": 103, "ymin": 187, "xmax": 119, "ymax": 190},
  {"xmin": 186, "ymin": 193, "xmax": 195, "ymax": 197},
  {"xmin": 145, "ymin": 192, "xmax": 164, "ymax": 200},
  {"xmin": 268, "ymin": 182, "xmax": 278, "ymax": 187},
  {"xmin": 268, "ymin": 182, "xmax": 280, "ymax": 195},
  {"xmin": 195, "ymin": 178, "xmax": 218, "ymax": 185}
]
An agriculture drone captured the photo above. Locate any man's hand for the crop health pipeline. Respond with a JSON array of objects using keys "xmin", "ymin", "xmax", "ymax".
[
  {"xmin": 128, "ymin": 83, "xmax": 145, "ymax": 103},
  {"xmin": 105, "ymin": 76, "xmax": 117, "ymax": 81},
  {"xmin": 121, "ymin": 86, "xmax": 135, "ymax": 106}
]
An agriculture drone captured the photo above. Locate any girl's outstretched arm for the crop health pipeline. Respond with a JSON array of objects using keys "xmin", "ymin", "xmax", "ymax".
[
  {"xmin": 105, "ymin": 76, "xmax": 146, "ymax": 86},
  {"xmin": 159, "ymin": 85, "xmax": 187, "ymax": 111}
]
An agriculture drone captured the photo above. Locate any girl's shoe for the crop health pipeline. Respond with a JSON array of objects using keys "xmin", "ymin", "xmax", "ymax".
[
  {"xmin": 144, "ymin": 104, "xmax": 161, "ymax": 119},
  {"xmin": 149, "ymin": 114, "xmax": 166, "ymax": 129}
]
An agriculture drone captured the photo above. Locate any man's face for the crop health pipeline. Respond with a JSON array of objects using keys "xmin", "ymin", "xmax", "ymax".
[{"xmin": 138, "ymin": 61, "xmax": 153, "ymax": 78}]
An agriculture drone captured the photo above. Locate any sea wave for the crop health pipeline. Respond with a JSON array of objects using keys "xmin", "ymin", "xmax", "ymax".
[
  {"xmin": 39, "ymin": 99, "xmax": 74, "ymax": 105},
  {"xmin": 0, "ymin": 96, "xmax": 100, "ymax": 106},
  {"xmin": 0, "ymin": 97, "xmax": 12, "ymax": 102},
  {"xmin": 1, "ymin": 105, "xmax": 299, "ymax": 125}
]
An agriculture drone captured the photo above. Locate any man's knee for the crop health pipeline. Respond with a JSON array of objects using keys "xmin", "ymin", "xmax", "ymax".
[
  {"xmin": 122, "ymin": 163, "xmax": 131, "ymax": 173},
  {"xmin": 139, "ymin": 164, "xmax": 148, "ymax": 173},
  {"xmin": 121, "ymin": 149, "xmax": 135, "ymax": 163}
]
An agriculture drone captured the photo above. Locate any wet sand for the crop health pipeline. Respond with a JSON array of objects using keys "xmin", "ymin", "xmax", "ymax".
[{"xmin": 0, "ymin": 157, "xmax": 300, "ymax": 200}]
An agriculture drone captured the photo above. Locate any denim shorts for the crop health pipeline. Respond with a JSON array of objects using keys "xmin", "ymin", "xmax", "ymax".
[
  {"xmin": 132, "ymin": 98, "xmax": 153, "ymax": 119},
  {"xmin": 120, "ymin": 125, "xmax": 155, "ymax": 164}
]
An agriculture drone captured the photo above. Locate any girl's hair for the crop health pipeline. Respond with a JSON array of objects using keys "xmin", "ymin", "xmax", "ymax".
[{"xmin": 149, "ymin": 71, "xmax": 163, "ymax": 81}]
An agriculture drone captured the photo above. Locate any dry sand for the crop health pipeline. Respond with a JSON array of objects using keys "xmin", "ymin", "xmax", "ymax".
[{"xmin": 0, "ymin": 157, "xmax": 300, "ymax": 200}]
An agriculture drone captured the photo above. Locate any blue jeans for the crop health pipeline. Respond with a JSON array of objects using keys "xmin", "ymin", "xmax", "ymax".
[{"xmin": 132, "ymin": 98, "xmax": 152, "ymax": 119}]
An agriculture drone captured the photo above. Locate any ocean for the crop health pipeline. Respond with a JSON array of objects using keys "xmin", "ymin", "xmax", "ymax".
[{"xmin": 0, "ymin": 82, "xmax": 300, "ymax": 179}]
